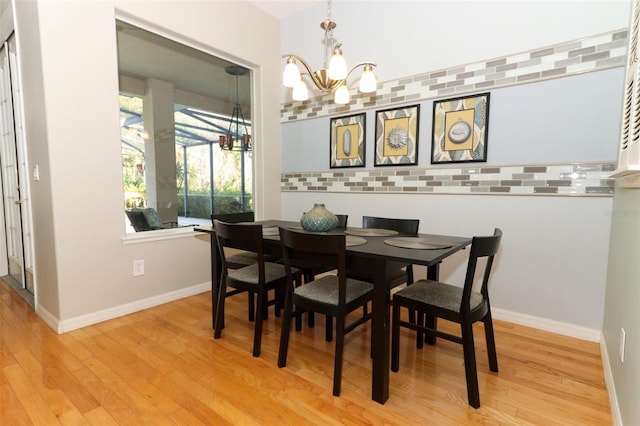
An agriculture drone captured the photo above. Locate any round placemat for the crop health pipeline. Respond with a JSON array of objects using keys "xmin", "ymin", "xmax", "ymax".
[
  {"xmin": 346, "ymin": 236, "xmax": 367, "ymax": 247},
  {"xmin": 345, "ymin": 228, "xmax": 399, "ymax": 237},
  {"xmin": 384, "ymin": 237, "xmax": 453, "ymax": 250},
  {"xmin": 262, "ymin": 227, "xmax": 279, "ymax": 236}
]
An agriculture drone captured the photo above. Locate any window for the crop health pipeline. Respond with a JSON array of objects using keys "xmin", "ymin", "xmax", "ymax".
[{"xmin": 116, "ymin": 20, "xmax": 253, "ymax": 231}]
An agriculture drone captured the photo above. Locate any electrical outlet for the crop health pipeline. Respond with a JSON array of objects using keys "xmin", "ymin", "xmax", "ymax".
[
  {"xmin": 133, "ymin": 259, "xmax": 144, "ymax": 276},
  {"xmin": 620, "ymin": 328, "xmax": 626, "ymax": 363}
]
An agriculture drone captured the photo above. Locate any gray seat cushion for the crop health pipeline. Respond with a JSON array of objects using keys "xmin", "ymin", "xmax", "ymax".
[
  {"xmin": 294, "ymin": 275, "xmax": 373, "ymax": 305},
  {"xmin": 395, "ymin": 279, "xmax": 483, "ymax": 312},
  {"xmin": 228, "ymin": 262, "xmax": 296, "ymax": 285}
]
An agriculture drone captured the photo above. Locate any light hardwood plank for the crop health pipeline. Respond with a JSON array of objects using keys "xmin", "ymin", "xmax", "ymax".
[
  {"xmin": 0, "ymin": 371, "xmax": 33, "ymax": 425},
  {"xmin": 13, "ymin": 349, "xmax": 88, "ymax": 425},
  {"xmin": 82, "ymin": 406, "xmax": 119, "ymax": 426},
  {"xmin": 0, "ymin": 279, "xmax": 612, "ymax": 425},
  {"xmin": 2, "ymin": 363, "xmax": 61, "ymax": 424}
]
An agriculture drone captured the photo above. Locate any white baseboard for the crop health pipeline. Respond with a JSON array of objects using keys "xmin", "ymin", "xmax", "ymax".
[
  {"xmin": 36, "ymin": 304, "xmax": 62, "ymax": 332},
  {"xmin": 42, "ymin": 290, "xmax": 600, "ymax": 339},
  {"xmin": 601, "ymin": 337, "xmax": 623, "ymax": 426},
  {"xmin": 491, "ymin": 307, "xmax": 602, "ymax": 342},
  {"xmin": 38, "ymin": 282, "xmax": 211, "ymax": 334},
  {"xmin": 493, "ymin": 308, "xmax": 623, "ymax": 423}
]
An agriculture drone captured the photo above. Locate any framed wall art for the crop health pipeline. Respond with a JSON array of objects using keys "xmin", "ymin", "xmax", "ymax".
[
  {"xmin": 431, "ymin": 92, "xmax": 490, "ymax": 164},
  {"xmin": 374, "ymin": 104, "xmax": 420, "ymax": 166},
  {"xmin": 330, "ymin": 113, "xmax": 366, "ymax": 168}
]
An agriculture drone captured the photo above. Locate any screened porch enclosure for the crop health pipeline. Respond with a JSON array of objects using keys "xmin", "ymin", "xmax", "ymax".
[{"xmin": 120, "ymin": 94, "xmax": 253, "ymax": 225}]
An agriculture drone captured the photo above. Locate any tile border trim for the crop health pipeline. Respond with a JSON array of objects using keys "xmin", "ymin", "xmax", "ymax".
[{"xmin": 281, "ymin": 163, "xmax": 616, "ymax": 197}]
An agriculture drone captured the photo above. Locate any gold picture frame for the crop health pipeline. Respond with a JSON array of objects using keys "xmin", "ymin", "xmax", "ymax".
[{"xmin": 330, "ymin": 113, "xmax": 366, "ymax": 168}]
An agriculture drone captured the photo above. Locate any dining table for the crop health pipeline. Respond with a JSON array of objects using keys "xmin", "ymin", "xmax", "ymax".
[{"xmin": 195, "ymin": 220, "xmax": 472, "ymax": 404}]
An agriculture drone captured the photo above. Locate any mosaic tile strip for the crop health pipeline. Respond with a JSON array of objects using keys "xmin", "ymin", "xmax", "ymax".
[
  {"xmin": 281, "ymin": 163, "xmax": 616, "ymax": 197},
  {"xmin": 281, "ymin": 29, "xmax": 628, "ymax": 122}
]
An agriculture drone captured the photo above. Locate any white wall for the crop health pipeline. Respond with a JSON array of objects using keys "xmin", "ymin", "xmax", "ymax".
[
  {"xmin": 280, "ymin": 1, "xmax": 630, "ymax": 333},
  {"xmin": 282, "ymin": 0, "xmax": 630, "ymax": 85},
  {"xmin": 603, "ymin": 182, "xmax": 640, "ymax": 425},
  {"xmin": 0, "ymin": 0, "xmax": 12, "ymax": 41},
  {"xmin": 12, "ymin": 0, "xmax": 283, "ymax": 326},
  {"xmin": 283, "ymin": 192, "xmax": 613, "ymax": 331}
]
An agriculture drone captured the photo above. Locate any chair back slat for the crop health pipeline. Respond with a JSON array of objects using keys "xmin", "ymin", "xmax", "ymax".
[
  {"xmin": 212, "ymin": 211, "xmax": 255, "ymax": 224},
  {"xmin": 362, "ymin": 216, "xmax": 419, "ymax": 234},
  {"xmin": 335, "ymin": 214, "xmax": 348, "ymax": 229},
  {"xmin": 279, "ymin": 228, "xmax": 347, "ymax": 302},
  {"xmin": 461, "ymin": 228, "xmax": 502, "ymax": 313},
  {"xmin": 214, "ymin": 219, "xmax": 266, "ymax": 281}
]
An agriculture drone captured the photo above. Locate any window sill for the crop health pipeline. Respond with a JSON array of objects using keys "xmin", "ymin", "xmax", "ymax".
[{"xmin": 121, "ymin": 226, "xmax": 203, "ymax": 245}]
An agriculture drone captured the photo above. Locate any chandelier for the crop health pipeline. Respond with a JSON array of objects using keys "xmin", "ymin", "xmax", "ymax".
[
  {"xmin": 281, "ymin": 0, "xmax": 377, "ymax": 104},
  {"xmin": 219, "ymin": 66, "xmax": 251, "ymax": 151}
]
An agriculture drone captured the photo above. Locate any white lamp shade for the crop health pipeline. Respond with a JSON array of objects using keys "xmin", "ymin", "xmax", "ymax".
[
  {"xmin": 283, "ymin": 61, "xmax": 301, "ymax": 87},
  {"xmin": 359, "ymin": 67, "xmax": 377, "ymax": 93},
  {"xmin": 328, "ymin": 53, "xmax": 347, "ymax": 80},
  {"xmin": 292, "ymin": 79, "xmax": 309, "ymax": 101},
  {"xmin": 334, "ymin": 84, "xmax": 350, "ymax": 104}
]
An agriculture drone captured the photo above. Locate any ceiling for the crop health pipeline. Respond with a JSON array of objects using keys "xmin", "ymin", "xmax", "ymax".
[
  {"xmin": 116, "ymin": 21, "xmax": 254, "ymax": 148},
  {"xmin": 116, "ymin": 2, "xmax": 322, "ymax": 106},
  {"xmin": 116, "ymin": 21, "xmax": 249, "ymax": 108},
  {"xmin": 248, "ymin": 0, "xmax": 321, "ymax": 19}
]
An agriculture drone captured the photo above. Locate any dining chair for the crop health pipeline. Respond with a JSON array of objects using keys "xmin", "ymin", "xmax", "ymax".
[
  {"xmin": 391, "ymin": 228, "xmax": 503, "ymax": 408},
  {"xmin": 295, "ymin": 213, "xmax": 348, "ymax": 339},
  {"xmin": 212, "ymin": 212, "xmax": 265, "ymax": 322},
  {"xmin": 362, "ymin": 215, "xmax": 419, "ymax": 284},
  {"xmin": 339, "ymin": 215, "xmax": 420, "ymax": 340},
  {"xmin": 345, "ymin": 216, "xmax": 419, "ymax": 286},
  {"xmin": 213, "ymin": 220, "xmax": 300, "ymax": 357},
  {"xmin": 212, "ymin": 211, "xmax": 255, "ymax": 223},
  {"xmin": 362, "ymin": 215, "xmax": 419, "ymax": 234},
  {"xmin": 211, "ymin": 211, "xmax": 263, "ymax": 270},
  {"xmin": 335, "ymin": 214, "xmax": 348, "ymax": 229},
  {"xmin": 278, "ymin": 227, "xmax": 374, "ymax": 396}
]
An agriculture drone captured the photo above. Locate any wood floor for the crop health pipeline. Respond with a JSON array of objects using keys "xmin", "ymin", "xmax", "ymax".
[{"xmin": 1, "ymin": 279, "xmax": 611, "ymax": 425}]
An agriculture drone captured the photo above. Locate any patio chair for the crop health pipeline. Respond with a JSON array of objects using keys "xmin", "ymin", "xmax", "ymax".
[{"xmin": 125, "ymin": 208, "xmax": 178, "ymax": 232}]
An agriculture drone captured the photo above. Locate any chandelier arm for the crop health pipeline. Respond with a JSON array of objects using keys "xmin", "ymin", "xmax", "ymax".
[
  {"xmin": 342, "ymin": 62, "xmax": 377, "ymax": 85},
  {"xmin": 282, "ymin": 54, "xmax": 325, "ymax": 91}
]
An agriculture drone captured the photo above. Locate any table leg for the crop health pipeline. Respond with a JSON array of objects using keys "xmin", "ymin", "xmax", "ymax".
[
  {"xmin": 371, "ymin": 260, "xmax": 390, "ymax": 404},
  {"xmin": 210, "ymin": 233, "xmax": 222, "ymax": 329},
  {"xmin": 423, "ymin": 262, "xmax": 440, "ymax": 345}
]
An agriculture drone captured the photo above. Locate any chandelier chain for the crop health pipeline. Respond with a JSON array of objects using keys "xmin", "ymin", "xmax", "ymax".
[{"xmin": 322, "ymin": 0, "xmax": 335, "ymax": 69}]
